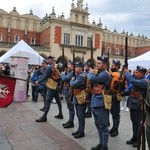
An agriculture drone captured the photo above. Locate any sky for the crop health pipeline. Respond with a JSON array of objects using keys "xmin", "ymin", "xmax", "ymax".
[{"xmin": 1, "ymin": 0, "xmax": 150, "ymax": 38}]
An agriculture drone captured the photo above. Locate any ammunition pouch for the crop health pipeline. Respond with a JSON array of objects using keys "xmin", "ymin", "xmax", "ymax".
[
  {"xmin": 75, "ymin": 89, "xmax": 87, "ymax": 104},
  {"xmin": 102, "ymin": 91, "xmax": 112, "ymax": 110},
  {"xmin": 46, "ymin": 78, "xmax": 57, "ymax": 90}
]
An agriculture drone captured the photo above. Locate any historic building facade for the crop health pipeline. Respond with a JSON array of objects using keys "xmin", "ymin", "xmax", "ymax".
[{"xmin": 0, "ymin": 0, "xmax": 150, "ymax": 65}]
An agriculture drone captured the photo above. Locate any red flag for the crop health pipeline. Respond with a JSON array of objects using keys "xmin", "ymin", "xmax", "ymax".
[{"xmin": 0, "ymin": 76, "xmax": 16, "ymax": 108}]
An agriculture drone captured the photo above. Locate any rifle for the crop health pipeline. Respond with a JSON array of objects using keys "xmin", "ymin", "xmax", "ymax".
[
  {"xmin": 124, "ymin": 33, "xmax": 128, "ymax": 68},
  {"xmin": 117, "ymin": 33, "xmax": 128, "ymax": 95},
  {"xmin": 137, "ymin": 92, "xmax": 146, "ymax": 150},
  {"xmin": 62, "ymin": 44, "xmax": 65, "ymax": 71},
  {"xmin": 66, "ymin": 49, "xmax": 76, "ymax": 103},
  {"xmin": 107, "ymin": 48, "xmax": 110, "ymax": 71},
  {"xmin": 90, "ymin": 35, "xmax": 94, "ymax": 69}
]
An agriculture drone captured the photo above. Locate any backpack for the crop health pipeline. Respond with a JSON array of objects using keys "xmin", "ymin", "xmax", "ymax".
[{"xmin": 110, "ymin": 72, "xmax": 124, "ymax": 94}]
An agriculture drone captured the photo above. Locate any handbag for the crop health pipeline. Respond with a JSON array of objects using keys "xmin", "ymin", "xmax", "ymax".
[
  {"xmin": 102, "ymin": 91, "xmax": 112, "ymax": 110},
  {"xmin": 76, "ymin": 89, "xmax": 87, "ymax": 104},
  {"xmin": 46, "ymin": 78, "xmax": 57, "ymax": 90}
]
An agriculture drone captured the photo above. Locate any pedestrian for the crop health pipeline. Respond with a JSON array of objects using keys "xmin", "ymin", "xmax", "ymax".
[
  {"xmin": 70, "ymin": 62, "xmax": 87, "ymax": 138},
  {"xmin": 109, "ymin": 59, "xmax": 121, "ymax": 137},
  {"xmin": 124, "ymin": 66, "xmax": 148, "ymax": 147},
  {"xmin": 31, "ymin": 65, "xmax": 40, "ymax": 102},
  {"xmin": 88, "ymin": 56, "xmax": 111, "ymax": 150},
  {"xmin": 39, "ymin": 59, "xmax": 48, "ymax": 111},
  {"xmin": 61, "ymin": 60, "xmax": 75, "ymax": 128},
  {"xmin": 35, "ymin": 56, "xmax": 63, "ymax": 122}
]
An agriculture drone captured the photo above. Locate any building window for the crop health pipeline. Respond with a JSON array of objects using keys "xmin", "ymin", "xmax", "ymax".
[
  {"xmin": 64, "ymin": 33, "xmax": 70, "ymax": 45},
  {"xmin": 115, "ymin": 48, "xmax": 120, "ymax": 55},
  {"xmin": 82, "ymin": 16, "xmax": 85, "ymax": 24},
  {"xmin": 75, "ymin": 14, "xmax": 78, "ymax": 23},
  {"xmin": 14, "ymin": 35, "xmax": 19, "ymax": 43},
  {"xmin": 31, "ymin": 37, "xmax": 36, "ymax": 45},
  {"xmin": 0, "ymin": 33, "xmax": 2, "ymax": 41},
  {"xmin": 75, "ymin": 35, "xmax": 83, "ymax": 47},
  {"xmin": 87, "ymin": 37, "xmax": 92, "ymax": 48}
]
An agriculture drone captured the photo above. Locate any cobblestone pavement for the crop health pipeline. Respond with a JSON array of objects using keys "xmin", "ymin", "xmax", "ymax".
[{"xmin": 0, "ymin": 94, "xmax": 148, "ymax": 150}]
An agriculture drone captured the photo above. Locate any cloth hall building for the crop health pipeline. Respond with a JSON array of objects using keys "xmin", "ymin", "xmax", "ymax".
[{"xmin": 0, "ymin": 0, "xmax": 150, "ymax": 64}]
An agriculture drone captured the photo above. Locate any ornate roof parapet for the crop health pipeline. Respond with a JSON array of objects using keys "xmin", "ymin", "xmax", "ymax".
[
  {"xmin": 71, "ymin": 0, "xmax": 75, "ymax": 9},
  {"xmin": 130, "ymin": 32, "xmax": 134, "ymax": 37},
  {"xmin": 77, "ymin": 0, "xmax": 83, "ymax": 10},
  {"xmin": 121, "ymin": 30, "xmax": 125, "ymax": 34},
  {"xmin": 51, "ymin": 6, "xmax": 56, "ymax": 19},
  {"xmin": 29, "ymin": 9, "xmax": 33, "ymax": 15},
  {"xmin": 113, "ymin": 28, "xmax": 118, "ymax": 33},
  {"xmin": 60, "ymin": 12, "xmax": 65, "ymax": 19},
  {"xmin": 97, "ymin": 18, "xmax": 103, "ymax": 28},
  {"xmin": 10, "ymin": 7, "xmax": 19, "ymax": 16},
  {"xmin": 92, "ymin": 20, "xmax": 96, "ymax": 26},
  {"xmin": 85, "ymin": 3, "xmax": 88, "ymax": 12}
]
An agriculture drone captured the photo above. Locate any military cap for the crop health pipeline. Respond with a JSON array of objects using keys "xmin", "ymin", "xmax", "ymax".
[
  {"xmin": 47, "ymin": 55, "xmax": 54, "ymax": 59},
  {"xmin": 136, "ymin": 66, "xmax": 147, "ymax": 74},
  {"xmin": 97, "ymin": 56, "xmax": 108, "ymax": 64},
  {"xmin": 112, "ymin": 59, "xmax": 121, "ymax": 67},
  {"xmin": 85, "ymin": 61, "xmax": 93, "ymax": 68},
  {"xmin": 75, "ymin": 62, "xmax": 84, "ymax": 68},
  {"xmin": 42, "ymin": 59, "xmax": 48, "ymax": 64},
  {"xmin": 68, "ymin": 60, "xmax": 74, "ymax": 65}
]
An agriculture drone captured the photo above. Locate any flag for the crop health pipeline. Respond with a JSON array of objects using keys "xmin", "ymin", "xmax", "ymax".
[{"xmin": 0, "ymin": 76, "xmax": 16, "ymax": 108}]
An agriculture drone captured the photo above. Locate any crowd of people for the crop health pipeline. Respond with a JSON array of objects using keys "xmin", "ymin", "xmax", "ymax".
[
  {"xmin": 9, "ymin": 55, "xmax": 150, "ymax": 150},
  {"xmin": 25, "ymin": 56, "xmax": 150, "ymax": 150}
]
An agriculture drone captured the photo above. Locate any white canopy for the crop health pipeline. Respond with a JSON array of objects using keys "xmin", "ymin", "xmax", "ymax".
[
  {"xmin": 128, "ymin": 50, "xmax": 150, "ymax": 70},
  {"xmin": 0, "ymin": 40, "xmax": 44, "ymax": 65}
]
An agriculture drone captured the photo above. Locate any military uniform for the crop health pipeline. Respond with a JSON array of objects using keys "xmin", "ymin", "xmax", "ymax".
[
  {"xmin": 70, "ymin": 62, "xmax": 86, "ymax": 138},
  {"xmin": 61, "ymin": 61, "xmax": 75, "ymax": 128},
  {"xmin": 109, "ymin": 59, "xmax": 121, "ymax": 137},
  {"xmin": 145, "ymin": 80, "xmax": 150, "ymax": 149},
  {"xmin": 88, "ymin": 56, "xmax": 111, "ymax": 150},
  {"xmin": 84, "ymin": 61, "xmax": 93, "ymax": 118},
  {"xmin": 35, "ymin": 57, "xmax": 63, "ymax": 122},
  {"xmin": 124, "ymin": 66, "xmax": 148, "ymax": 147}
]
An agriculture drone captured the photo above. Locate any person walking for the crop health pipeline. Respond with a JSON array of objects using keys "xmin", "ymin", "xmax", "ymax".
[{"xmin": 31, "ymin": 65, "xmax": 40, "ymax": 102}]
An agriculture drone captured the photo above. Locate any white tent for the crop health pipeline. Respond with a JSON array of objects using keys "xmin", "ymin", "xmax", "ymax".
[
  {"xmin": 128, "ymin": 50, "xmax": 150, "ymax": 70},
  {"xmin": 0, "ymin": 40, "xmax": 44, "ymax": 65}
]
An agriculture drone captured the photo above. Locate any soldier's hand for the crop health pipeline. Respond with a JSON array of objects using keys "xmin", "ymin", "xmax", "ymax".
[
  {"xmin": 35, "ymin": 81, "xmax": 39, "ymax": 85},
  {"xmin": 124, "ymin": 68, "xmax": 129, "ymax": 73}
]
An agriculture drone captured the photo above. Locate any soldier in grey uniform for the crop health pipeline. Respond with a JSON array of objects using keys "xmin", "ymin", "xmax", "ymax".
[
  {"xmin": 70, "ymin": 62, "xmax": 87, "ymax": 138},
  {"xmin": 123, "ymin": 66, "xmax": 148, "ymax": 147},
  {"xmin": 88, "ymin": 56, "xmax": 111, "ymax": 150},
  {"xmin": 61, "ymin": 60, "xmax": 75, "ymax": 128}
]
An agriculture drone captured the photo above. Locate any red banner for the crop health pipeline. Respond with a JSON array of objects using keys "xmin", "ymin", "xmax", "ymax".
[{"xmin": 0, "ymin": 76, "xmax": 16, "ymax": 108}]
